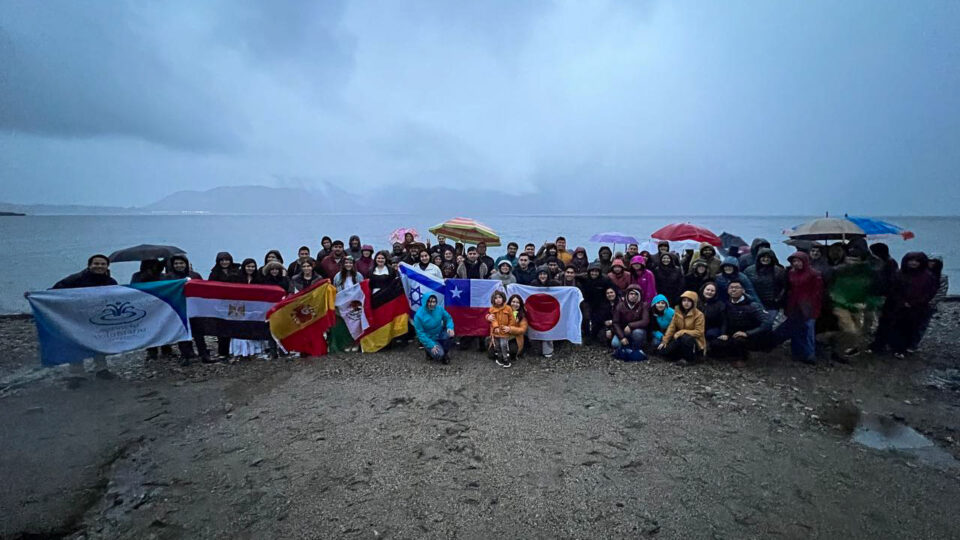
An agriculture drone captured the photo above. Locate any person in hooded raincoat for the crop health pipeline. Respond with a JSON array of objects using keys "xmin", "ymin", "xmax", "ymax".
[
  {"xmin": 910, "ymin": 255, "xmax": 948, "ymax": 349},
  {"xmin": 743, "ymin": 247, "xmax": 787, "ymax": 320},
  {"xmin": 714, "ymin": 257, "xmax": 758, "ymax": 302},
  {"xmin": 872, "ymin": 252, "xmax": 938, "ymax": 358},
  {"xmin": 738, "ymin": 238, "xmax": 771, "ymax": 271},
  {"xmin": 658, "ymin": 291, "xmax": 706, "ymax": 365},
  {"xmin": 827, "ymin": 243, "xmax": 881, "ymax": 360},
  {"xmin": 593, "ymin": 246, "xmax": 614, "ymax": 275},
  {"xmin": 772, "ymin": 252, "xmax": 823, "ymax": 364},
  {"xmin": 648, "ymin": 294, "xmax": 675, "ymax": 347},
  {"xmin": 612, "ymin": 284, "xmax": 650, "ymax": 350},
  {"xmin": 629, "ymin": 255, "xmax": 657, "ymax": 303},
  {"xmin": 651, "ymin": 252, "xmax": 684, "ymax": 307},
  {"xmin": 413, "ymin": 293, "xmax": 455, "ymax": 364},
  {"xmin": 690, "ymin": 243, "xmax": 723, "ymax": 277}
]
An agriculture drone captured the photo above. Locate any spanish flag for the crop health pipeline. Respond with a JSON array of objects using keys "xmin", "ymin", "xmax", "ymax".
[
  {"xmin": 359, "ymin": 278, "xmax": 409, "ymax": 353},
  {"xmin": 267, "ymin": 280, "xmax": 337, "ymax": 356}
]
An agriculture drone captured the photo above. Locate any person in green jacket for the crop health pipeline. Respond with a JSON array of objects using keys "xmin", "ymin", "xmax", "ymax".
[
  {"xmin": 829, "ymin": 244, "xmax": 882, "ymax": 360},
  {"xmin": 413, "ymin": 294, "xmax": 456, "ymax": 364}
]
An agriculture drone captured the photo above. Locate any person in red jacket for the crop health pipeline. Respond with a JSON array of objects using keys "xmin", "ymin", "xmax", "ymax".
[
  {"xmin": 773, "ymin": 252, "xmax": 824, "ymax": 364},
  {"xmin": 612, "ymin": 284, "xmax": 650, "ymax": 350}
]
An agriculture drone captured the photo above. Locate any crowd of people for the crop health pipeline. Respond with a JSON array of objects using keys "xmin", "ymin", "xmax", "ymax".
[{"xmin": 49, "ymin": 231, "xmax": 949, "ymax": 377}]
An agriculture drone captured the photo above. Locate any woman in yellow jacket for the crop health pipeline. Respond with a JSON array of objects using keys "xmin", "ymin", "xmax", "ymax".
[
  {"xmin": 486, "ymin": 291, "xmax": 528, "ymax": 368},
  {"xmin": 658, "ymin": 290, "xmax": 706, "ymax": 365}
]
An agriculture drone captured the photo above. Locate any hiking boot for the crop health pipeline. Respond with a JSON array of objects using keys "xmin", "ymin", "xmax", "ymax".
[
  {"xmin": 495, "ymin": 358, "xmax": 512, "ymax": 368},
  {"xmin": 95, "ymin": 369, "xmax": 116, "ymax": 380},
  {"xmin": 843, "ymin": 347, "xmax": 860, "ymax": 357},
  {"xmin": 893, "ymin": 352, "xmax": 906, "ymax": 359}
]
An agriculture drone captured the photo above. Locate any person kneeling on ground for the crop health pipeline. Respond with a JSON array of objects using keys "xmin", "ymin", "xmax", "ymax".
[
  {"xmin": 658, "ymin": 291, "xmax": 706, "ymax": 365},
  {"xmin": 648, "ymin": 294, "xmax": 675, "ymax": 348},
  {"xmin": 710, "ymin": 280, "xmax": 772, "ymax": 367},
  {"xmin": 612, "ymin": 284, "xmax": 650, "ymax": 350},
  {"xmin": 486, "ymin": 291, "xmax": 528, "ymax": 368},
  {"xmin": 413, "ymin": 294, "xmax": 455, "ymax": 364}
]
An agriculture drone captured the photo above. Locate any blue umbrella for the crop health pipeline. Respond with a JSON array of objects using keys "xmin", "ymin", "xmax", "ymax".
[
  {"xmin": 590, "ymin": 232, "xmax": 639, "ymax": 244},
  {"xmin": 845, "ymin": 216, "xmax": 915, "ymax": 240}
]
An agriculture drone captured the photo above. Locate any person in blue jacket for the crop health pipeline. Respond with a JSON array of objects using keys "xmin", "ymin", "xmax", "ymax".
[
  {"xmin": 412, "ymin": 293, "xmax": 456, "ymax": 364},
  {"xmin": 714, "ymin": 256, "xmax": 759, "ymax": 302},
  {"xmin": 648, "ymin": 294, "xmax": 676, "ymax": 347}
]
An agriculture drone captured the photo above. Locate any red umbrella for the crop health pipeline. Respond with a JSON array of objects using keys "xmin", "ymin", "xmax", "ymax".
[{"xmin": 651, "ymin": 223, "xmax": 722, "ymax": 246}]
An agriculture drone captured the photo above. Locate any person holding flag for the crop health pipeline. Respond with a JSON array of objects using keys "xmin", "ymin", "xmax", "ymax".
[{"xmin": 413, "ymin": 293, "xmax": 455, "ymax": 364}]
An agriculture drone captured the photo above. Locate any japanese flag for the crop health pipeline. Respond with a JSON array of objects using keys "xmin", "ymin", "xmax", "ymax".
[{"xmin": 505, "ymin": 284, "xmax": 584, "ymax": 344}]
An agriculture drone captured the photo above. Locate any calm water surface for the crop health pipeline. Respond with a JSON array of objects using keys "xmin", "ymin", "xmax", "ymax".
[{"xmin": 1, "ymin": 214, "xmax": 956, "ymax": 314}]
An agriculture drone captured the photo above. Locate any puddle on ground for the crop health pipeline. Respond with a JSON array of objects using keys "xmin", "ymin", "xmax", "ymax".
[{"xmin": 852, "ymin": 414, "xmax": 957, "ymax": 470}]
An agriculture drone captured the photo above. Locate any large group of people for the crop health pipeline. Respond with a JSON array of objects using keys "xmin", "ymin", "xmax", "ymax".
[{"xmin": 49, "ymin": 231, "xmax": 949, "ymax": 377}]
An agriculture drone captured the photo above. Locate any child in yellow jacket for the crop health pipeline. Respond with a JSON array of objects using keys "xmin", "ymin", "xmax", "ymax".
[{"xmin": 486, "ymin": 291, "xmax": 528, "ymax": 368}]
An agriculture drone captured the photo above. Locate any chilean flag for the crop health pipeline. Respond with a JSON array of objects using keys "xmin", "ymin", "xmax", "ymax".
[
  {"xmin": 505, "ymin": 284, "xmax": 584, "ymax": 344},
  {"xmin": 444, "ymin": 279, "xmax": 506, "ymax": 336}
]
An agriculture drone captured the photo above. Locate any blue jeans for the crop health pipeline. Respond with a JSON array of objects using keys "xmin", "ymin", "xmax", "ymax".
[
  {"xmin": 426, "ymin": 337, "xmax": 453, "ymax": 360},
  {"xmin": 612, "ymin": 328, "xmax": 646, "ymax": 349},
  {"xmin": 774, "ymin": 317, "xmax": 815, "ymax": 360}
]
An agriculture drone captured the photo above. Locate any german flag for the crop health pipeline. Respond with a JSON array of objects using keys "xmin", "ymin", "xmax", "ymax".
[
  {"xmin": 267, "ymin": 280, "xmax": 337, "ymax": 356},
  {"xmin": 359, "ymin": 278, "xmax": 409, "ymax": 353}
]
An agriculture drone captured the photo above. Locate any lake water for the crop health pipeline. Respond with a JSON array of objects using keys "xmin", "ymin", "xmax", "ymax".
[{"xmin": 1, "ymin": 214, "xmax": 956, "ymax": 314}]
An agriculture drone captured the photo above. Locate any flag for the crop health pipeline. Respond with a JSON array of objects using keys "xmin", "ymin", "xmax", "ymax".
[
  {"xmin": 399, "ymin": 262, "xmax": 445, "ymax": 314},
  {"xmin": 334, "ymin": 280, "xmax": 372, "ymax": 340},
  {"xmin": 267, "ymin": 280, "xmax": 337, "ymax": 356},
  {"xmin": 358, "ymin": 278, "xmax": 409, "ymax": 352},
  {"xmin": 505, "ymin": 284, "xmax": 584, "ymax": 344},
  {"xmin": 444, "ymin": 278, "xmax": 505, "ymax": 336},
  {"xmin": 185, "ymin": 280, "xmax": 286, "ymax": 340},
  {"xmin": 26, "ymin": 279, "xmax": 191, "ymax": 366}
]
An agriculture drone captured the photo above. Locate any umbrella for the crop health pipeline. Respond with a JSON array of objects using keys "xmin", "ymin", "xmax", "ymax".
[
  {"xmin": 651, "ymin": 223, "xmax": 722, "ymax": 247},
  {"xmin": 845, "ymin": 216, "xmax": 915, "ymax": 240},
  {"xmin": 589, "ymin": 232, "xmax": 639, "ymax": 244},
  {"xmin": 108, "ymin": 244, "xmax": 186, "ymax": 262},
  {"xmin": 719, "ymin": 232, "xmax": 748, "ymax": 250},
  {"xmin": 428, "ymin": 217, "xmax": 501, "ymax": 247},
  {"xmin": 785, "ymin": 218, "xmax": 865, "ymax": 241},
  {"xmin": 389, "ymin": 228, "xmax": 419, "ymax": 244}
]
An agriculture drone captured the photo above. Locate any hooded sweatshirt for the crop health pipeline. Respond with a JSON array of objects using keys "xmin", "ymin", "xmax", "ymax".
[
  {"xmin": 412, "ymin": 295, "xmax": 454, "ymax": 349},
  {"xmin": 346, "ymin": 235, "xmax": 364, "ymax": 261},
  {"xmin": 889, "ymin": 252, "xmax": 938, "ymax": 310},
  {"xmin": 662, "ymin": 291, "xmax": 706, "ymax": 350},
  {"xmin": 629, "ymin": 255, "xmax": 658, "ymax": 303},
  {"xmin": 785, "ymin": 252, "xmax": 823, "ymax": 319},
  {"xmin": 684, "ymin": 260, "xmax": 714, "ymax": 294},
  {"xmin": 651, "ymin": 252, "xmax": 684, "ymax": 307},
  {"xmin": 692, "ymin": 243, "xmax": 723, "ymax": 277},
  {"xmin": 714, "ymin": 256, "xmax": 759, "ymax": 302},
  {"xmin": 208, "ymin": 252, "xmax": 240, "ymax": 282},
  {"xmin": 613, "ymin": 285, "xmax": 650, "ymax": 339},
  {"xmin": 739, "ymin": 238, "xmax": 771, "ymax": 271},
  {"xmin": 356, "ymin": 246, "xmax": 375, "ymax": 277},
  {"xmin": 165, "ymin": 255, "xmax": 202, "ymax": 280},
  {"xmin": 570, "ymin": 247, "xmax": 590, "ymax": 275},
  {"xmin": 743, "ymin": 247, "xmax": 786, "ymax": 309},
  {"xmin": 579, "ymin": 263, "xmax": 615, "ymax": 309},
  {"xmin": 607, "ymin": 259, "xmax": 632, "ymax": 292},
  {"xmin": 648, "ymin": 294, "xmax": 675, "ymax": 343},
  {"xmin": 594, "ymin": 247, "xmax": 614, "ymax": 275},
  {"xmin": 491, "ymin": 261, "xmax": 518, "ymax": 285}
]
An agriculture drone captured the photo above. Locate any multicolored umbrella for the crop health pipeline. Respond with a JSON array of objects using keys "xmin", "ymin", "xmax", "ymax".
[
  {"xmin": 428, "ymin": 217, "xmax": 501, "ymax": 247},
  {"xmin": 651, "ymin": 223, "xmax": 722, "ymax": 247},
  {"xmin": 845, "ymin": 216, "xmax": 915, "ymax": 240},
  {"xmin": 389, "ymin": 228, "xmax": 419, "ymax": 244},
  {"xmin": 785, "ymin": 218, "xmax": 865, "ymax": 241}
]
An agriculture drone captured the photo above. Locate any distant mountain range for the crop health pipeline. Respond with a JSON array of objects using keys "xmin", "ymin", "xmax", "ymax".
[{"xmin": 0, "ymin": 183, "xmax": 550, "ymax": 215}]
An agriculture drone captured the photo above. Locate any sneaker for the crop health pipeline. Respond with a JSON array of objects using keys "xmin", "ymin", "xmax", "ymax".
[
  {"xmin": 495, "ymin": 358, "xmax": 512, "ymax": 368},
  {"xmin": 543, "ymin": 353, "xmax": 553, "ymax": 359},
  {"xmin": 843, "ymin": 347, "xmax": 860, "ymax": 357},
  {"xmin": 95, "ymin": 369, "xmax": 116, "ymax": 380},
  {"xmin": 906, "ymin": 348, "xmax": 917, "ymax": 354},
  {"xmin": 893, "ymin": 352, "xmax": 906, "ymax": 359}
]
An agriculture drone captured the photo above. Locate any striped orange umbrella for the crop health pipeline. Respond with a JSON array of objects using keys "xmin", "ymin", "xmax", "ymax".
[{"xmin": 428, "ymin": 217, "xmax": 501, "ymax": 247}]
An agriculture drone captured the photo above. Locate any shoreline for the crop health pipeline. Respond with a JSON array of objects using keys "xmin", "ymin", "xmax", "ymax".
[{"xmin": 2, "ymin": 307, "xmax": 959, "ymax": 538}]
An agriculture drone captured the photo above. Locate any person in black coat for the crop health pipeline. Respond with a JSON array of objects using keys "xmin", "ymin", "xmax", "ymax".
[
  {"xmin": 651, "ymin": 252, "xmax": 684, "ymax": 307},
  {"xmin": 698, "ymin": 282, "xmax": 726, "ymax": 342},
  {"xmin": 165, "ymin": 255, "xmax": 202, "ymax": 280},
  {"xmin": 234, "ymin": 258, "xmax": 265, "ymax": 284},
  {"xmin": 512, "ymin": 252, "xmax": 538, "ymax": 285},
  {"xmin": 209, "ymin": 252, "xmax": 240, "ymax": 282},
  {"xmin": 261, "ymin": 261, "xmax": 292, "ymax": 293},
  {"xmin": 709, "ymin": 279, "xmax": 772, "ymax": 364},
  {"xmin": 590, "ymin": 286, "xmax": 620, "ymax": 345}
]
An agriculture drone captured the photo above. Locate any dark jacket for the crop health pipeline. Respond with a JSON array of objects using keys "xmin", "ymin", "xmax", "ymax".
[
  {"xmin": 165, "ymin": 255, "xmax": 202, "ymax": 280},
  {"xmin": 739, "ymin": 238, "xmax": 770, "ymax": 271},
  {"xmin": 130, "ymin": 260, "xmax": 165, "ymax": 284},
  {"xmin": 698, "ymin": 284, "xmax": 727, "ymax": 335},
  {"xmin": 319, "ymin": 254, "xmax": 344, "ymax": 280},
  {"xmin": 578, "ymin": 264, "xmax": 615, "ymax": 308},
  {"xmin": 594, "ymin": 247, "xmax": 614, "ymax": 275},
  {"xmin": 513, "ymin": 263, "xmax": 538, "ymax": 285},
  {"xmin": 346, "ymin": 236, "xmax": 363, "ymax": 261},
  {"xmin": 743, "ymin": 247, "xmax": 786, "ymax": 309},
  {"xmin": 651, "ymin": 253, "xmax": 684, "ymax": 307},
  {"xmin": 590, "ymin": 295, "xmax": 619, "ymax": 334},
  {"xmin": 722, "ymin": 295, "xmax": 772, "ymax": 337},
  {"xmin": 52, "ymin": 269, "xmax": 118, "ymax": 289},
  {"xmin": 457, "ymin": 260, "xmax": 488, "ymax": 280},
  {"xmin": 208, "ymin": 252, "xmax": 240, "ymax": 282},
  {"xmin": 889, "ymin": 252, "xmax": 938, "ymax": 310},
  {"xmin": 684, "ymin": 260, "xmax": 714, "ymax": 294},
  {"xmin": 234, "ymin": 258, "xmax": 265, "ymax": 285},
  {"xmin": 714, "ymin": 256, "xmax": 759, "ymax": 302},
  {"xmin": 613, "ymin": 291, "xmax": 650, "ymax": 339},
  {"xmin": 367, "ymin": 267, "xmax": 398, "ymax": 292},
  {"xmin": 290, "ymin": 273, "xmax": 322, "ymax": 293}
]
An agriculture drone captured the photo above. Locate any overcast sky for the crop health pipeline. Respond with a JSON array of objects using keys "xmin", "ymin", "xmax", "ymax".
[{"xmin": 1, "ymin": 0, "xmax": 958, "ymax": 214}]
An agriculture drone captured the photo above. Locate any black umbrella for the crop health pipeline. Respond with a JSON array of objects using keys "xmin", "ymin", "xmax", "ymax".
[
  {"xmin": 783, "ymin": 238, "xmax": 816, "ymax": 250},
  {"xmin": 108, "ymin": 244, "xmax": 186, "ymax": 262},
  {"xmin": 719, "ymin": 232, "xmax": 748, "ymax": 250}
]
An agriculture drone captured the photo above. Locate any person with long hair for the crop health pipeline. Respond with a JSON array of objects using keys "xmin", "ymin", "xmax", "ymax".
[
  {"xmin": 367, "ymin": 251, "xmax": 396, "ymax": 295},
  {"xmin": 658, "ymin": 291, "xmax": 706, "ymax": 365},
  {"xmin": 332, "ymin": 255, "xmax": 364, "ymax": 290},
  {"xmin": 486, "ymin": 290, "xmax": 515, "ymax": 368},
  {"xmin": 698, "ymin": 282, "xmax": 726, "ymax": 342},
  {"xmin": 330, "ymin": 256, "xmax": 365, "ymax": 352},
  {"xmin": 290, "ymin": 258, "xmax": 321, "ymax": 293}
]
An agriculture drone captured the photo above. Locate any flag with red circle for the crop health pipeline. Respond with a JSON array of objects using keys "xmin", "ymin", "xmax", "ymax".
[{"xmin": 505, "ymin": 284, "xmax": 584, "ymax": 344}]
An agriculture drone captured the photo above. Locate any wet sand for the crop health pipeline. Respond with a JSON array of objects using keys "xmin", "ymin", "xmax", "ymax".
[{"xmin": 1, "ymin": 305, "xmax": 959, "ymax": 539}]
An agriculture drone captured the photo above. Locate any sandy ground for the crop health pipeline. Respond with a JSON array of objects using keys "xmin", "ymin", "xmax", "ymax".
[{"xmin": 1, "ymin": 305, "xmax": 959, "ymax": 539}]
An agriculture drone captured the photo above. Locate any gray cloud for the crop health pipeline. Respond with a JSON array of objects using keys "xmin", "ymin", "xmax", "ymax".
[{"xmin": 0, "ymin": 0, "xmax": 958, "ymax": 214}]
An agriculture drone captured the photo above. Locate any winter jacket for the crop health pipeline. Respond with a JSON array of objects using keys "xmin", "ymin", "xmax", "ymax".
[
  {"xmin": 607, "ymin": 269, "xmax": 632, "ymax": 293},
  {"xmin": 651, "ymin": 253, "xmax": 684, "ymax": 307},
  {"xmin": 699, "ymin": 284, "xmax": 727, "ymax": 336},
  {"xmin": 569, "ymin": 248, "xmax": 590, "ymax": 275},
  {"xmin": 513, "ymin": 264, "xmax": 538, "ymax": 285},
  {"xmin": 579, "ymin": 264, "xmax": 615, "ymax": 309},
  {"xmin": 261, "ymin": 262, "xmax": 292, "ymax": 293},
  {"xmin": 648, "ymin": 294, "xmax": 675, "ymax": 343},
  {"xmin": 208, "ymin": 252, "xmax": 240, "ymax": 282},
  {"xmin": 691, "ymin": 243, "xmax": 723, "ymax": 277},
  {"xmin": 346, "ymin": 236, "xmax": 363, "ymax": 261},
  {"xmin": 130, "ymin": 260, "xmax": 165, "ymax": 284},
  {"xmin": 355, "ymin": 256, "xmax": 375, "ymax": 278},
  {"xmin": 743, "ymin": 247, "xmax": 786, "ymax": 309},
  {"xmin": 367, "ymin": 266, "xmax": 397, "ymax": 293},
  {"xmin": 684, "ymin": 260, "xmax": 714, "ymax": 294},
  {"xmin": 457, "ymin": 260, "xmax": 488, "ymax": 280},
  {"xmin": 662, "ymin": 291, "xmax": 706, "ymax": 350},
  {"xmin": 739, "ymin": 238, "xmax": 771, "ymax": 271},
  {"xmin": 590, "ymin": 297, "xmax": 619, "ymax": 335},
  {"xmin": 319, "ymin": 254, "xmax": 345, "ymax": 280},
  {"xmin": 714, "ymin": 256, "xmax": 759, "ymax": 302},
  {"xmin": 888, "ymin": 252, "xmax": 938, "ymax": 310},
  {"xmin": 165, "ymin": 255, "xmax": 202, "ymax": 280},
  {"xmin": 412, "ymin": 299, "xmax": 454, "ymax": 349},
  {"xmin": 594, "ymin": 247, "xmax": 614, "ymax": 275},
  {"xmin": 52, "ymin": 269, "xmax": 117, "ymax": 289},
  {"xmin": 613, "ymin": 286, "xmax": 650, "ymax": 339},
  {"xmin": 722, "ymin": 296, "xmax": 772, "ymax": 337},
  {"xmin": 629, "ymin": 256, "xmax": 658, "ymax": 303},
  {"xmin": 290, "ymin": 273, "xmax": 323, "ymax": 293},
  {"xmin": 784, "ymin": 252, "xmax": 824, "ymax": 319},
  {"xmin": 490, "ymin": 270, "xmax": 517, "ymax": 286}
]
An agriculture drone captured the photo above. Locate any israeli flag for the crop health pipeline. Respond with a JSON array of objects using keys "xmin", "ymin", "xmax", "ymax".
[
  {"xmin": 26, "ymin": 279, "xmax": 191, "ymax": 366},
  {"xmin": 398, "ymin": 262, "xmax": 446, "ymax": 314}
]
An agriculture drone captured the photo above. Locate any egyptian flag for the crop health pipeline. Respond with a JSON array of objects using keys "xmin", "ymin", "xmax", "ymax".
[
  {"xmin": 505, "ymin": 284, "xmax": 584, "ymax": 344},
  {"xmin": 358, "ymin": 278, "xmax": 409, "ymax": 353},
  {"xmin": 267, "ymin": 280, "xmax": 337, "ymax": 356},
  {"xmin": 185, "ymin": 280, "xmax": 287, "ymax": 340},
  {"xmin": 444, "ymin": 278, "xmax": 505, "ymax": 336}
]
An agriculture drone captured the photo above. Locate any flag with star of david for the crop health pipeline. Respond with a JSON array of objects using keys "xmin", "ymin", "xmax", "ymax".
[{"xmin": 398, "ymin": 262, "xmax": 446, "ymax": 315}]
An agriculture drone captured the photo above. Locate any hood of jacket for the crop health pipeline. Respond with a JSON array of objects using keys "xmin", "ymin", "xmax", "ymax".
[
  {"xmin": 699, "ymin": 282, "xmax": 720, "ymax": 304},
  {"xmin": 787, "ymin": 251, "xmax": 812, "ymax": 270},
  {"xmin": 680, "ymin": 290, "xmax": 700, "ymax": 304},
  {"xmin": 650, "ymin": 293, "xmax": 669, "ymax": 307},
  {"xmin": 721, "ymin": 256, "xmax": 741, "ymax": 274},
  {"xmin": 750, "ymin": 238, "xmax": 771, "ymax": 258},
  {"xmin": 264, "ymin": 250, "xmax": 284, "ymax": 265},
  {"xmin": 212, "ymin": 252, "xmax": 234, "ymax": 271},
  {"xmin": 869, "ymin": 242, "xmax": 892, "ymax": 261},
  {"xmin": 598, "ymin": 246, "xmax": 613, "ymax": 261},
  {"xmin": 901, "ymin": 251, "xmax": 930, "ymax": 272},
  {"xmin": 629, "ymin": 255, "xmax": 647, "ymax": 268},
  {"xmin": 755, "ymin": 247, "xmax": 779, "ymax": 268},
  {"xmin": 699, "ymin": 243, "xmax": 717, "ymax": 259}
]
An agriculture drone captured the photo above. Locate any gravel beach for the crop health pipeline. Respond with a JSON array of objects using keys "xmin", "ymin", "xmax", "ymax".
[{"xmin": 2, "ymin": 305, "xmax": 959, "ymax": 539}]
